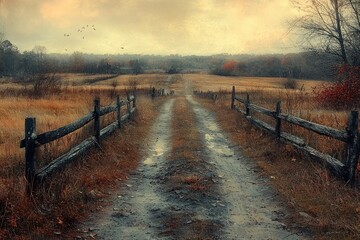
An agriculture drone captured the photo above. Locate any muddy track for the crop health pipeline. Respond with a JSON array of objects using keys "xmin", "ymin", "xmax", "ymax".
[
  {"xmin": 187, "ymin": 95, "xmax": 303, "ymax": 239},
  {"xmin": 79, "ymin": 76, "xmax": 308, "ymax": 239}
]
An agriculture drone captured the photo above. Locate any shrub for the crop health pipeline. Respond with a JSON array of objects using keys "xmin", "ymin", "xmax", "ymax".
[
  {"xmin": 314, "ymin": 65, "xmax": 360, "ymax": 109},
  {"xmin": 284, "ymin": 78, "xmax": 298, "ymax": 89},
  {"xmin": 31, "ymin": 73, "xmax": 62, "ymax": 97}
]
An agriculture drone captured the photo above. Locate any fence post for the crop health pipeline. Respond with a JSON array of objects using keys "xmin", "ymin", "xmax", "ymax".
[
  {"xmin": 346, "ymin": 110, "xmax": 360, "ymax": 184},
  {"xmin": 245, "ymin": 93, "xmax": 250, "ymax": 116},
  {"xmin": 275, "ymin": 101, "xmax": 282, "ymax": 140},
  {"xmin": 231, "ymin": 86, "xmax": 235, "ymax": 110},
  {"xmin": 25, "ymin": 117, "xmax": 36, "ymax": 195},
  {"xmin": 94, "ymin": 98, "xmax": 100, "ymax": 144},
  {"xmin": 133, "ymin": 92, "xmax": 137, "ymax": 109},
  {"xmin": 151, "ymin": 87, "xmax": 155, "ymax": 99},
  {"xmin": 127, "ymin": 94, "xmax": 131, "ymax": 120},
  {"xmin": 116, "ymin": 95, "xmax": 122, "ymax": 129}
]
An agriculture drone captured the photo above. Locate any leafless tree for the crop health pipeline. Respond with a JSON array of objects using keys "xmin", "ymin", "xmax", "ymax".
[{"xmin": 291, "ymin": 0, "xmax": 360, "ymax": 65}]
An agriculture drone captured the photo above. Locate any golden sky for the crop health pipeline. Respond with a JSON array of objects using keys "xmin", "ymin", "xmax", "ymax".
[{"xmin": 0, "ymin": 0, "xmax": 301, "ymax": 55}]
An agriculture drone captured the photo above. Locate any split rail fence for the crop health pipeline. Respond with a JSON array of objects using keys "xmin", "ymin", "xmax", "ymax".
[
  {"xmin": 229, "ymin": 86, "xmax": 359, "ymax": 185},
  {"xmin": 20, "ymin": 94, "xmax": 136, "ymax": 194},
  {"xmin": 193, "ymin": 90, "xmax": 218, "ymax": 101},
  {"xmin": 150, "ymin": 87, "xmax": 174, "ymax": 99},
  {"xmin": 151, "ymin": 87, "xmax": 165, "ymax": 98}
]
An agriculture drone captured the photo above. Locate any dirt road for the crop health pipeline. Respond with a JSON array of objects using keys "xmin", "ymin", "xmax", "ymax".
[{"xmin": 79, "ymin": 76, "xmax": 307, "ymax": 239}]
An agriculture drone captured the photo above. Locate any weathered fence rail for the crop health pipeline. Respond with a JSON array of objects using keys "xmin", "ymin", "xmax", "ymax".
[
  {"xmin": 20, "ymin": 94, "xmax": 136, "ymax": 194},
  {"xmin": 229, "ymin": 86, "xmax": 360, "ymax": 185},
  {"xmin": 193, "ymin": 90, "xmax": 218, "ymax": 101}
]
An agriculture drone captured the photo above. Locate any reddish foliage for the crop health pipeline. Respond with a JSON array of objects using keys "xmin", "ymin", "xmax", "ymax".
[
  {"xmin": 223, "ymin": 60, "xmax": 237, "ymax": 72},
  {"xmin": 314, "ymin": 65, "xmax": 360, "ymax": 109}
]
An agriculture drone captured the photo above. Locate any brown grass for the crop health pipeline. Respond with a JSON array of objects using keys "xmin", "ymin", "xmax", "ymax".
[
  {"xmin": 185, "ymin": 73, "xmax": 330, "ymax": 93},
  {"xmin": 196, "ymin": 91, "xmax": 360, "ymax": 239},
  {"xmin": 162, "ymin": 96, "xmax": 220, "ymax": 239},
  {"xmin": 168, "ymin": 96, "xmax": 208, "ymax": 192},
  {"xmin": 0, "ymin": 74, "xmax": 168, "ymax": 239}
]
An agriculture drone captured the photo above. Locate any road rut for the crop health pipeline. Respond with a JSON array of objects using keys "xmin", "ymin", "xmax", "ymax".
[{"xmin": 79, "ymin": 76, "xmax": 307, "ymax": 239}]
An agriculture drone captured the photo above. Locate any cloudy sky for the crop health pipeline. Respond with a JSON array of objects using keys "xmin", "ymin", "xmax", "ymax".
[{"xmin": 0, "ymin": 0, "xmax": 301, "ymax": 55}]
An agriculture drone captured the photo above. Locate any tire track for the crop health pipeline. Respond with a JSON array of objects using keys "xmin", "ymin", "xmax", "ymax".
[
  {"xmin": 186, "ymin": 94, "xmax": 305, "ymax": 239},
  {"xmin": 81, "ymin": 99, "xmax": 175, "ymax": 239}
]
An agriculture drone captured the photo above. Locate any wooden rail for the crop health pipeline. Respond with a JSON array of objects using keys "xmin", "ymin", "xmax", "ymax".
[
  {"xmin": 20, "ymin": 94, "xmax": 137, "ymax": 194},
  {"xmin": 150, "ymin": 87, "xmax": 174, "ymax": 98},
  {"xmin": 229, "ymin": 86, "xmax": 360, "ymax": 185},
  {"xmin": 193, "ymin": 90, "xmax": 218, "ymax": 101}
]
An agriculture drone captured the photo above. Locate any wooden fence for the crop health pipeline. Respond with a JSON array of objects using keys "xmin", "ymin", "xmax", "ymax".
[
  {"xmin": 193, "ymin": 90, "xmax": 218, "ymax": 101},
  {"xmin": 229, "ymin": 86, "xmax": 360, "ymax": 185},
  {"xmin": 151, "ymin": 87, "xmax": 165, "ymax": 98},
  {"xmin": 20, "ymin": 94, "xmax": 137, "ymax": 194},
  {"xmin": 150, "ymin": 87, "xmax": 174, "ymax": 99}
]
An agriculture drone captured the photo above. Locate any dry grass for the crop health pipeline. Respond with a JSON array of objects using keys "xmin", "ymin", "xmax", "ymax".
[
  {"xmin": 195, "ymin": 77, "xmax": 360, "ymax": 239},
  {"xmin": 0, "ymin": 74, "xmax": 168, "ymax": 239},
  {"xmin": 188, "ymin": 73, "xmax": 351, "ymax": 162},
  {"xmin": 185, "ymin": 73, "xmax": 329, "ymax": 93},
  {"xmin": 162, "ymin": 96, "xmax": 221, "ymax": 239}
]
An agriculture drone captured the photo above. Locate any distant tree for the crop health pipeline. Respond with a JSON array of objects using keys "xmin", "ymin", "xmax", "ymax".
[
  {"xmin": 31, "ymin": 45, "xmax": 49, "ymax": 74},
  {"xmin": 98, "ymin": 58, "xmax": 112, "ymax": 73},
  {"xmin": 0, "ymin": 39, "xmax": 20, "ymax": 76},
  {"xmin": 71, "ymin": 51, "xmax": 85, "ymax": 72},
  {"xmin": 280, "ymin": 55, "xmax": 302, "ymax": 78},
  {"xmin": 129, "ymin": 59, "xmax": 144, "ymax": 75},
  {"xmin": 291, "ymin": 0, "xmax": 360, "ymax": 65},
  {"xmin": 223, "ymin": 60, "xmax": 237, "ymax": 73},
  {"xmin": 165, "ymin": 59, "xmax": 182, "ymax": 74}
]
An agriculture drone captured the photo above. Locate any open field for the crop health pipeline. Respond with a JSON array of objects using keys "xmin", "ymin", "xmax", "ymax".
[
  {"xmin": 188, "ymin": 74, "xmax": 360, "ymax": 238},
  {"xmin": 185, "ymin": 73, "xmax": 330, "ymax": 93},
  {"xmin": 187, "ymin": 74, "xmax": 352, "ymax": 162},
  {"xmin": 0, "ymin": 73, "xmax": 358, "ymax": 238},
  {"xmin": 0, "ymin": 73, "xmax": 176, "ymax": 239}
]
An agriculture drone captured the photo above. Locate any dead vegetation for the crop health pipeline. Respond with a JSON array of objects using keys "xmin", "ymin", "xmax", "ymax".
[
  {"xmin": 196, "ymin": 87, "xmax": 360, "ymax": 239},
  {"xmin": 160, "ymin": 96, "xmax": 223, "ymax": 239},
  {"xmin": 0, "ymin": 75, "xmax": 167, "ymax": 239}
]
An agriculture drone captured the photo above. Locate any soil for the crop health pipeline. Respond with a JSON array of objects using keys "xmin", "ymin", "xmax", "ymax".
[{"xmin": 77, "ymin": 75, "xmax": 310, "ymax": 239}]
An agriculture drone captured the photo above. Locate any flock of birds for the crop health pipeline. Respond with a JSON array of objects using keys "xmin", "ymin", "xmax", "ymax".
[
  {"xmin": 63, "ymin": 24, "xmax": 96, "ymax": 40},
  {"xmin": 63, "ymin": 24, "xmax": 97, "ymax": 51},
  {"xmin": 62, "ymin": 24, "xmax": 125, "ymax": 53}
]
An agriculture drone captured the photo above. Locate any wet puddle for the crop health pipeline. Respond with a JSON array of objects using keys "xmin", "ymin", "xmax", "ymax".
[
  {"xmin": 186, "ymin": 95, "xmax": 303, "ymax": 239},
  {"xmin": 82, "ymin": 99, "xmax": 175, "ymax": 239},
  {"xmin": 143, "ymin": 138, "xmax": 167, "ymax": 165}
]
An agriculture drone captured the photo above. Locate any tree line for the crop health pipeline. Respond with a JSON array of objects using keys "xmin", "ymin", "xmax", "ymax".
[{"xmin": 0, "ymin": 38, "xmax": 340, "ymax": 81}]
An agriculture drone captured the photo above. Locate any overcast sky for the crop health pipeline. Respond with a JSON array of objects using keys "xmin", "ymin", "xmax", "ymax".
[{"xmin": 0, "ymin": 0, "xmax": 301, "ymax": 55}]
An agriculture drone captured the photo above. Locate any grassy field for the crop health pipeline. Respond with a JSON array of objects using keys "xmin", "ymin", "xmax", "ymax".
[
  {"xmin": 0, "ymin": 73, "xmax": 174, "ymax": 239},
  {"xmin": 189, "ymin": 74, "xmax": 360, "ymax": 239},
  {"xmin": 188, "ymin": 74, "xmax": 351, "ymax": 161},
  {"xmin": 0, "ymin": 72, "xmax": 357, "ymax": 238},
  {"xmin": 185, "ymin": 73, "xmax": 329, "ymax": 93}
]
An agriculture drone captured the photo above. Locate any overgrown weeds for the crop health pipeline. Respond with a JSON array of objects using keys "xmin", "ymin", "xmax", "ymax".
[
  {"xmin": 314, "ymin": 65, "xmax": 360, "ymax": 109},
  {"xmin": 161, "ymin": 96, "xmax": 222, "ymax": 239},
  {"xmin": 0, "ymin": 93, "xmax": 163, "ymax": 239},
  {"xmin": 197, "ymin": 92, "xmax": 360, "ymax": 239}
]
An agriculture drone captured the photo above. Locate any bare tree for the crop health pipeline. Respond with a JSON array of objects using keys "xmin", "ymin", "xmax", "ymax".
[{"xmin": 291, "ymin": 0, "xmax": 360, "ymax": 65}]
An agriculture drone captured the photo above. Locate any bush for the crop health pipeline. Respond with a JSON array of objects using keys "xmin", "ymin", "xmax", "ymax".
[
  {"xmin": 314, "ymin": 65, "xmax": 360, "ymax": 109},
  {"xmin": 31, "ymin": 73, "xmax": 62, "ymax": 97},
  {"xmin": 284, "ymin": 78, "xmax": 298, "ymax": 89}
]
